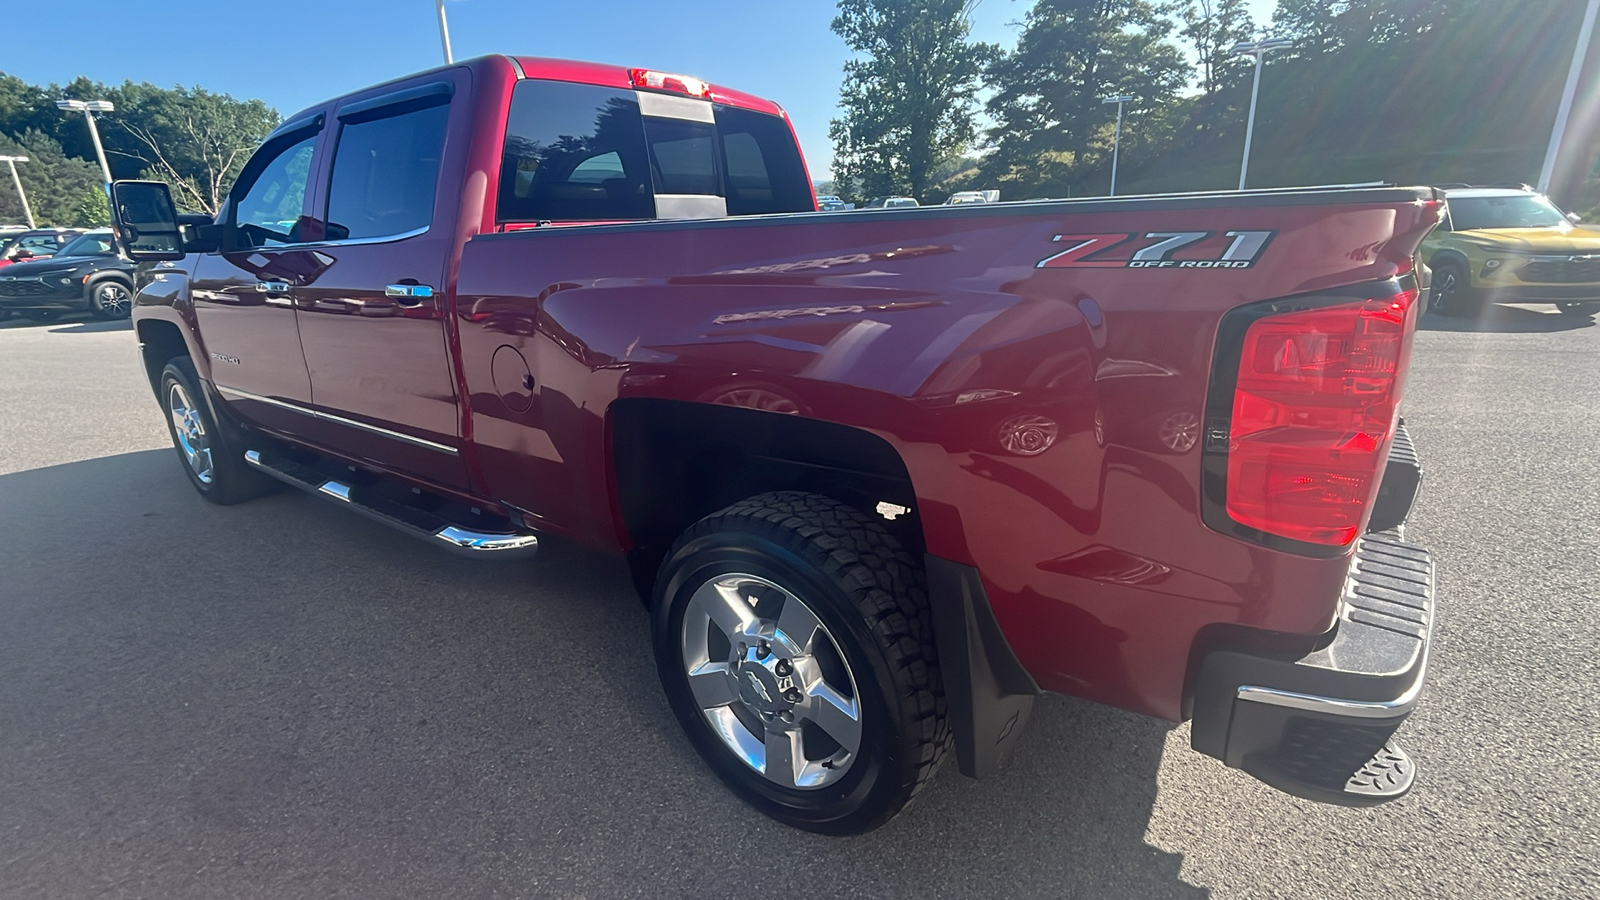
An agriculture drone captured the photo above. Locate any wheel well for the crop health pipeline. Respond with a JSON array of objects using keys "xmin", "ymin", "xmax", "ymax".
[
  {"xmin": 1427, "ymin": 249, "xmax": 1468, "ymax": 272},
  {"xmin": 611, "ymin": 398, "xmax": 923, "ymax": 601},
  {"xmin": 135, "ymin": 319, "xmax": 189, "ymax": 393}
]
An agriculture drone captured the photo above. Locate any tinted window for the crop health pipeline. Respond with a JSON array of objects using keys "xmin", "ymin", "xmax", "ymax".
[
  {"xmin": 644, "ymin": 118, "xmax": 719, "ymax": 196},
  {"xmin": 713, "ymin": 105, "xmax": 813, "ymax": 216},
  {"xmin": 1447, "ymin": 195, "xmax": 1568, "ymax": 230},
  {"xmin": 499, "ymin": 81, "xmax": 652, "ymax": 222},
  {"xmin": 19, "ymin": 234, "xmax": 63, "ymax": 252},
  {"xmin": 326, "ymin": 101, "xmax": 449, "ymax": 240},
  {"xmin": 58, "ymin": 233, "xmax": 116, "ymax": 256},
  {"xmin": 233, "ymin": 133, "xmax": 317, "ymax": 248}
]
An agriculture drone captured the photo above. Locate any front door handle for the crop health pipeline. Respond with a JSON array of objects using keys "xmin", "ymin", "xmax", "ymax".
[{"xmin": 385, "ymin": 284, "xmax": 436, "ymax": 308}]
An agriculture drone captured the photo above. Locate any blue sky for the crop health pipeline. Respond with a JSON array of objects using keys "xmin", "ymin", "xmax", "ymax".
[{"xmin": 1, "ymin": 0, "xmax": 1279, "ymax": 180}]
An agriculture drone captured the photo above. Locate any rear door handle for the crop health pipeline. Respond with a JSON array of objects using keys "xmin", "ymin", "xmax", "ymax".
[{"xmin": 385, "ymin": 284, "xmax": 435, "ymax": 307}]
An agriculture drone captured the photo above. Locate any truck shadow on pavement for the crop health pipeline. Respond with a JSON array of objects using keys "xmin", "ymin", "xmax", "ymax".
[
  {"xmin": 1419, "ymin": 304, "xmax": 1595, "ymax": 333},
  {"xmin": 0, "ymin": 449, "xmax": 1208, "ymax": 900}
]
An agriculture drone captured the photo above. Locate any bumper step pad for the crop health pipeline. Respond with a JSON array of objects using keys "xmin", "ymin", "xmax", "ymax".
[{"xmin": 1191, "ymin": 533, "xmax": 1434, "ymax": 807}]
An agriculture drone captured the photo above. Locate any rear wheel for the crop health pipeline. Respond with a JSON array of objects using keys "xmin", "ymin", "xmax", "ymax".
[
  {"xmin": 652, "ymin": 491, "xmax": 948, "ymax": 834},
  {"xmin": 1428, "ymin": 260, "xmax": 1481, "ymax": 317},
  {"xmin": 90, "ymin": 280, "xmax": 133, "ymax": 319},
  {"xmin": 1555, "ymin": 301, "xmax": 1599, "ymax": 318},
  {"xmin": 158, "ymin": 356, "xmax": 278, "ymax": 505}
]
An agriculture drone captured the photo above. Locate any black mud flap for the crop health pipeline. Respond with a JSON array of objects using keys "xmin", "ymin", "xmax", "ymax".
[{"xmin": 925, "ymin": 555, "xmax": 1040, "ymax": 778}]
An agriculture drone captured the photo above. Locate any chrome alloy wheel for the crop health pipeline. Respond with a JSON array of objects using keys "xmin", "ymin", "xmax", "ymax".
[
  {"xmin": 681, "ymin": 572, "xmax": 862, "ymax": 789},
  {"xmin": 167, "ymin": 382, "xmax": 214, "ymax": 484},
  {"xmin": 94, "ymin": 282, "xmax": 132, "ymax": 317}
]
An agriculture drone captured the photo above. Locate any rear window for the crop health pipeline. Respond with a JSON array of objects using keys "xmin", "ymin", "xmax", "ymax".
[
  {"xmin": 714, "ymin": 104, "xmax": 813, "ymax": 216},
  {"xmin": 498, "ymin": 81, "xmax": 653, "ymax": 222},
  {"xmin": 496, "ymin": 81, "xmax": 814, "ymax": 222}
]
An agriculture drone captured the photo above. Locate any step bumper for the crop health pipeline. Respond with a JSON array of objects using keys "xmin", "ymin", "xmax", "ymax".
[{"xmin": 1190, "ymin": 533, "xmax": 1434, "ymax": 806}]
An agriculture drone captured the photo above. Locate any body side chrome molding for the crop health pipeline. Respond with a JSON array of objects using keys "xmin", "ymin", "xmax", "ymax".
[{"xmin": 217, "ymin": 385, "xmax": 459, "ymax": 455}]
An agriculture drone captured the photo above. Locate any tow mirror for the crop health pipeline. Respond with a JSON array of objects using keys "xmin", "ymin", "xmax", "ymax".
[{"xmin": 109, "ymin": 180, "xmax": 185, "ymax": 261}]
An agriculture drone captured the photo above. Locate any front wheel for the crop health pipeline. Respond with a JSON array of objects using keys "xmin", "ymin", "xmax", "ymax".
[
  {"xmin": 1556, "ymin": 301, "xmax": 1599, "ymax": 318},
  {"xmin": 1427, "ymin": 260, "xmax": 1482, "ymax": 317},
  {"xmin": 90, "ymin": 280, "xmax": 133, "ymax": 319},
  {"xmin": 652, "ymin": 491, "xmax": 949, "ymax": 834},
  {"xmin": 158, "ymin": 357, "xmax": 278, "ymax": 505}
]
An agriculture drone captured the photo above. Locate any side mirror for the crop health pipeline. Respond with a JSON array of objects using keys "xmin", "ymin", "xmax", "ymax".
[
  {"xmin": 1568, "ymin": 212, "xmax": 1583, "ymax": 224},
  {"xmin": 177, "ymin": 213, "xmax": 220, "ymax": 254},
  {"xmin": 109, "ymin": 180, "xmax": 185, "ymax": 261}
]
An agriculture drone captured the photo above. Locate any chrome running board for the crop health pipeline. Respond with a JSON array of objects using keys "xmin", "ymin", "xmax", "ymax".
[{"xmin": 244, "ymin": 449, "xmax": 539, "ymax": 558}]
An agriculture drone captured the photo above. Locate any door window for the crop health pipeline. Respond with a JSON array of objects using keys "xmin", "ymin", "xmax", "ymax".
[
  {"xmin": 325, "ymin": 101, "xmax": 450, "ymax": 241},
  {"xmin": 19, "ymin": 234, "xmax": 62, "ymax": 253},
  {"xmin": 232, "ymin": 133, "xmax": 318, "ymax": 248}
]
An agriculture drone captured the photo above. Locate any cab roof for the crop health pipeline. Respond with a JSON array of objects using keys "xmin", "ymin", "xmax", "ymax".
[{"xmin": 510, "ymin": 56, "xmax": 786, "ymax": 117}]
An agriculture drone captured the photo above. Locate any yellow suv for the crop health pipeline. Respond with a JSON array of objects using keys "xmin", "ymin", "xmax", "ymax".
[{"xmin": 1421, "ymin": 187, "xmax": 1600, "ymax": 317}]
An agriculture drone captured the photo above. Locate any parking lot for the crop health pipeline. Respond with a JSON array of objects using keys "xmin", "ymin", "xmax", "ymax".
[{"xmin": 1, "ymin": 307, "xmax": 1596, "ymax": 899}]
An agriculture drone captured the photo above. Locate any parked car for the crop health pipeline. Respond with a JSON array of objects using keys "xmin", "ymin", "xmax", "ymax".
[
  {"xmin": 0, "ymin": 230, "xmax": 135, "ymax": 320},
  {"xmin": 0, "ymin": 227, "xmax": 81, "ymax": 270},
  {"xmin": 1421, "ymin": 185, "xmax": 1600, "ymax": 317},
  {"xmin": 946, "ymin": 191, "xmax": 990, "ymax": 205},
  {"xmin": 817, "ymin": 194, "xmax": 851, "ymax": 211},
  {"xmin": 864, "ymin": 196, "xmax": 919, "ymax": 209},
  {"xmin": 111, "ymin": 54, "xmax": 1441, "ymax": 835}
]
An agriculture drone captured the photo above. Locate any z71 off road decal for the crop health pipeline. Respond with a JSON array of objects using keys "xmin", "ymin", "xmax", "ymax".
[{"xmin": 1037, "ymin": 230, "xmax": 1275, "ymax": 269}]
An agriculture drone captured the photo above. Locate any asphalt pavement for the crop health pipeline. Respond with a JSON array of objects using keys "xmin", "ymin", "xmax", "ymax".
[{"xmin": 1, "ymin": 306, "xmax": 1596, "ymax": 899}]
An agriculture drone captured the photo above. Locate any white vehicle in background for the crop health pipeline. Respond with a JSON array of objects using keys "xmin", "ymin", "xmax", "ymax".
[{"xmin": 947, "ymin": 190, "xmax": 999, "ymax": 205}]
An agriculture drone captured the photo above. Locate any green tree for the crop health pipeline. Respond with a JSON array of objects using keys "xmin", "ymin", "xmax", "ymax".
[
  {"xmin": 1271, "ymin": 0, "xmax": 1351, "ymax": 54},
  {"xmin": 2, "ymin": 73, "xmax": 280, "ymax": 217},
  {"xmin": 829, "ymin": 0, "xmax": 997, "ymax": 203},
  {"xmin": 0, "ymin": 130, "xmax": 106, "ymax": 227},
  {"xmin": 100, "ymin": 84, "xmax": 280, "ymax": 216},
  {"xmin": 1169, "ymin": 0, "xmax": 1256, "ymax": 94},
  {"xmin": 983, "ymin": 0, "xmax": 1189, "ymax": 198}
]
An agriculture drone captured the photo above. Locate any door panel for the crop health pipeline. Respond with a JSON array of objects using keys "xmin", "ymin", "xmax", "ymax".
[
  {"xmin": 191, "ymin": 125, "xmax": 324, "ymax": 437},
  {"xmin": 292, "ymin": 73, "xmax": 468, "ymax": 490}
]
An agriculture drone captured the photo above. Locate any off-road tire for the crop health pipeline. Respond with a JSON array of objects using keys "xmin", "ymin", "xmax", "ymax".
[
  {"xmin": 652, "ymin": 491, "xmax": 950, "ymax": 834},
  {"xmin": 158, "ymin": 356, "xmax": 278, "ymax": 505}
]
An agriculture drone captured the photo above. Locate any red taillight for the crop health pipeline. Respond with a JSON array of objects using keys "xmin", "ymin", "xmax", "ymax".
[
  {"xmin": 629, "ymin": 68, "xmax": 711, "ymax": 98},
  {"xmin": 1224, "ymin": 286, "xmax": 1418, "ymax": 546}
]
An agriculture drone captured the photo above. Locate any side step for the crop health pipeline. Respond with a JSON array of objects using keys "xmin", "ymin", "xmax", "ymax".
[{"xmin": 244, "ymin": 449, "xmax": 539, "ymax": 558}]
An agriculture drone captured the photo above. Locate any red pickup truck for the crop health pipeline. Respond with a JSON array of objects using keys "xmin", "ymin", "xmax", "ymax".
[{"xmin": 110, "ymin": 54, "xmax": 1440, "ymax": 834}]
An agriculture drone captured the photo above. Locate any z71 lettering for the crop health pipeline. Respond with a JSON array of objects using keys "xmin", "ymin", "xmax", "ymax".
[{"xmin": 1037, "ymin": 230, "xmax": 1275, "ymax": 269}]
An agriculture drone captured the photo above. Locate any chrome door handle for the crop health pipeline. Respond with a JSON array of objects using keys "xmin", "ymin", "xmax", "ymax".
[
  {"xmin": 255, "ymin": 280, "xmax": 291, "ymax": 294},
  {"xmin": 385, "ymin": 284, "xmax": 435, "ymax": 307}
]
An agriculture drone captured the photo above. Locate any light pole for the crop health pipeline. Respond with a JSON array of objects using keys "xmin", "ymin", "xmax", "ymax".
[
  {"xmin": 1102, "ymin": 95, "xmax": 1135, "ymax": 197},
  {"xmin": 56, "ymin": 99, "xmax": 115, "ymax": 185},
  {"xmin": 435, "ymin": 0, "xmax": 454, "ymax": 64},
  {"xmin": 1537, "ymin": 0, "xmax": 1598, "ymax": 194},
  {"xmin": 1232, "ymin": 38, "xmax": 1294, "ymax": 191},
  {"xmin": 0, "ymin": 155, "xmax": 34, "ymax": 228}
]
